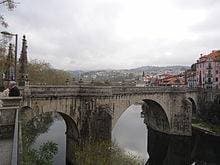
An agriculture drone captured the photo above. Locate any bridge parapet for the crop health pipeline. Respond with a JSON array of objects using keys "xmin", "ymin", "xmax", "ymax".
[
  {"xmin": 78, "ymin": 86, "xmax": 112, "ymax": 96},
  {"xmin": 0, "ymin": 97, "xmax": 22, "ymax": 158},
  {"xmin": 21, "ymin": 85, "xmax": 200, "ymax": 98},
  {"xmin": 22, "ymin": 85, "xmax": 113, "ymax": 98},
  {"xmin": 112, "ymin": 86, "xmax": 190, "ymax": 95},
  {"xmin": 0, "ymin": 97, "xmax": 22, "ymax": 129},
  {"xmin": 0, "ymin": 97, "xmax": 22, "ymax": 108},
  {"xmin": 23, "ymin": 85, "xmax": 80, "ymax": 98}
]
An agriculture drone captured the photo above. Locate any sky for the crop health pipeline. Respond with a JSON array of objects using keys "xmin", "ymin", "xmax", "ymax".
[{"xmin": 1, "ymin": 0, "xmax": 220, "ymax": 70}]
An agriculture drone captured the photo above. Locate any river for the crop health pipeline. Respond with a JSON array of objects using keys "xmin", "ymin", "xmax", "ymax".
[{"xmin": 1, "ymin": 105, "xmax": 219, "ymax": 165}]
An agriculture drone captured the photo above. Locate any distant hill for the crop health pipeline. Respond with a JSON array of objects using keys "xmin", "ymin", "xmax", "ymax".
[
  {"xmin": 69, "ymin": 65, "xmax": 190, "ymax": 81},
  {"xmin": 68, "ymin": 70, "xmax": 85, "ymax": 77},
  {"xmin": 121, "ymin": 65, "xmax": 189, "ymax": 74}
]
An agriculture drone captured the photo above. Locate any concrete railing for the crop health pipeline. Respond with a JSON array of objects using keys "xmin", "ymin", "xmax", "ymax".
[
  {"xmin": 0, "ymin": 97, "xmax": 22, "ymax": 128},
  {"xmin": 11, "ymin": 108, "xmax": 19, "ymax": 165},
  {"xmin": 0, "ymin": 97, "xmax": 22, "ymax": 165},
  {"xmin": 0, "ymin": 97, "xmax": 22, "ymax": 107}
]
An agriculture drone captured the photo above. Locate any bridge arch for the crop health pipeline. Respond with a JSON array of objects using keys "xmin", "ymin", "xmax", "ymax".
[
  {"xmin": 142, "ymin": 99, "xmax": 170, "ymax": 133},
  {"xmin": 111, "ymin": 95, "xmax": 171, "ymax": 135},
  {"xmin": 110, "ymin": 93, "xmax": 171, "ymax": 132},
  {"xmin": 214, "ymin": 94, "xmax": 220, "ymax": 104},
  {"xmin": 20, "ymin": 106, "xmax": 79, "ymax": 164},
  {"xmin": 187, "ymin": 97, "xmax": 197, "ymax": 116},
  {"xmin": 20, "ymin": 106, "xmax": 79, "ymax": 138}
]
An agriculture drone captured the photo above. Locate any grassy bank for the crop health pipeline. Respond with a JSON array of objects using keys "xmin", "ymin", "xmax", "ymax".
[
  {"xmin": 74, "ymin": 140, "xmax": 144, "ymax": 165},
  {"xmin": 192, "ymin": 118, "xmax": 220, "ymax": 135}
]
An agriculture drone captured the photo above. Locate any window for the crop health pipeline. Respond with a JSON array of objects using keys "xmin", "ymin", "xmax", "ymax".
[
  {"xmin": 216, "ymin": 77, "xmax": 218, "ymax": 82},
  {"xmin": 216, "ymin": 70, "xmax": 219, "ymax": 74}
]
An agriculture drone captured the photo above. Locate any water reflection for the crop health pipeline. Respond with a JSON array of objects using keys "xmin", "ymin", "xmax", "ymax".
[
  {"xmin": 146, "ymin": 128, "xmax": 220, "ymax": 165},
  {"xmin": 21, "ymin": 105, "xmax": 220, "ymax": 165},
  {"xmin": 112, "ymin": 105, "xmax": 148, "ymax": 161},
  {"xmin": 191, "ymin": 129, "xmax": 220, "ymax": 165},
  {"xmin": 21, "ymin": 112, "xmax": 65, "ymax": 165},
  {"xmin": 32, "ymin": 114, "xmax": 66, "ymax": 165},
  {"xmin": 113, "ymin": 105, "xmax": 220, "ymax": 165},
  {"xmin": 147, "ymin": 128, "xmax": 192, "ymax": 165}
]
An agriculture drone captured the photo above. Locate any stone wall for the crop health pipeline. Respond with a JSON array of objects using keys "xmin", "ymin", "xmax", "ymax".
[
  {"xmin": 0, "ymin": 108, "xmax": 16, "ymax": 139},
  {"xmin": 0, "ymin": 97, "xmax": 21, "ymax": 139}
]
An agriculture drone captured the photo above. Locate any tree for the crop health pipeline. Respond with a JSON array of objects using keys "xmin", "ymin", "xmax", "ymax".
[
  {"xmin": 23, "ymin": 141, "xmax": 58, "ymax": 165},
  {"xmin": 0, "ymin": 0, "xmax": 17, "ymax": 27},
  {"xmin": 21, "ymin": 113, "xmax": 58, "ymax": 165},
  {"xmin": 28, "ymin": 59, "xmax": 74, "ymax": 85},
  {"xmin": 74, "ymin": 140, "xmax": 143, "ymax": 165},
  {"xmin": 0, "ymin": 0, "xmax": 17, "ymax": 88}
]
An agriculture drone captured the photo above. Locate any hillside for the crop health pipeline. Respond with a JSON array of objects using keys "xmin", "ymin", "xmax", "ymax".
[{"xmin": 69, "ymin": 65, "xmax": 190, "ymax": 82}]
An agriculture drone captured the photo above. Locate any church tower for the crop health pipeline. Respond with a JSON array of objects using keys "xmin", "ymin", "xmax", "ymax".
[
  {"xmin": 18, "ymin": 35, "xmax": 28, "ymax": 86},
  {"xmin": 5, "ymin": 43, "xmax": 15, "ymax": 82}
]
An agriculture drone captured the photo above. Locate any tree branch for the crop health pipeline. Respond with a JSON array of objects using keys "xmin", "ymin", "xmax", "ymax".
[
  {"xmin": 0, "ymin": 0, "xmax": 8, "ymax": 5},
  {"xmin": 0, "ymin": 0, "xmax": 17, "ymax": 10}
]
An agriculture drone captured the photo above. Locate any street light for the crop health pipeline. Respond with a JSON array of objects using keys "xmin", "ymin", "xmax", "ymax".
[{"xmin": 1, "ymin": 31, "xmax": 18, "ymax": 81}]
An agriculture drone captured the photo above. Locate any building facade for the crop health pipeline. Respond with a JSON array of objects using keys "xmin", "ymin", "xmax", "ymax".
[
  {"xmin": 196, "ymin": 50, "xmax": 220, "ymax": 89},
  {"xmin": 185, "ymin": 64, "xmax": 197, "ymax": 88}
]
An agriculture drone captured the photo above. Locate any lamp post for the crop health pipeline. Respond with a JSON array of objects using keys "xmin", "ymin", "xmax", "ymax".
[{"xmin": 1, "ymin": 31, "xmax": 18, "ymax": 81}]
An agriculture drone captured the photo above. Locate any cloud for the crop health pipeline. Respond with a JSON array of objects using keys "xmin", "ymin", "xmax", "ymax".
[
  {"xmin": 2, "ymin": 0, "xmax": 220, "ymax": 70},
  {"xmin": 172, "ymin": 0, "xmax": 220, "ymax": 9}
]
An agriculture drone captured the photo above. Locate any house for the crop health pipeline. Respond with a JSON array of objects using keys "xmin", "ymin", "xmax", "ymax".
[
  {"xmin": 185, "ymin": 64, "xmax": 197, "ymax": 88},
  {"xmin": 158, "ymin": 74, "xmax": 185, "ymax": 87},
  {"xmin": 196, "ymin": 50, "xmax": 220, "ymax": 89}
]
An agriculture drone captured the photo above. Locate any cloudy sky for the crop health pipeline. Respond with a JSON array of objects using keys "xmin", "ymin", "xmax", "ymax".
[{"xmin": 1, "ymin": 0, "xmax": 220, "ymax": 70}]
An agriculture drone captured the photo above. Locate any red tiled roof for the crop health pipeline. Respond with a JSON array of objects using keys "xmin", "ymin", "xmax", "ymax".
[{"xmin": 198, "ymin": 50, "xmax": 220, "ymax": 62}]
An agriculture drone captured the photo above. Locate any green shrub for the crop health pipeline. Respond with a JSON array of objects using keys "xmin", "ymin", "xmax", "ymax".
[{"xmin": 74, "ymin": 140, "xmax": 144, "ymax": 165}]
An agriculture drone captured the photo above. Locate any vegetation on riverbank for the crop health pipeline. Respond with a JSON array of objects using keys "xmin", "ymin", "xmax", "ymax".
[
  {"xmin": 192, "ymin": 117, "xmax": 220, "ymax": 135},
  {"xmin": 74, "ymin": 140, "xmax": 144, "ymax": 165},
  {"xmin": 20, "ymin": 112, "xmax": 143, "ymax": 165},
  {"xmin": 28, "ymin": 59, "xmax": 73, "ymax": 85},
  {"xmin": 22, "ymin": 141, "xmax": 58, "ymax": 165},
  {"xmin": 21, "ymin": 113, "xmax": 58, "ymax": 165},
  {"xmin": 0, "ymin": 53, "xmax": 73, "ymax": 87}
]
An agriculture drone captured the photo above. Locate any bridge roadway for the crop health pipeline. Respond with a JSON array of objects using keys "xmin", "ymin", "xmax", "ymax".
[{"xmin": 0, "ymin": 85, "xmax": 200, "ymax": 164}]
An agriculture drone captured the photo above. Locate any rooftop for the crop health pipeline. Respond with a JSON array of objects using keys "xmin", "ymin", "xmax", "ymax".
[{"xmin": 197, "ymin": 50, "xmax": 220, "ymax": 63}]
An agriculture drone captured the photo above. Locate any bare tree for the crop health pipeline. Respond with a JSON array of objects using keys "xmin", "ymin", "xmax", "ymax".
[{"xmin": 0, "ymin": 0, "xmax": 17, "ymax": 27}]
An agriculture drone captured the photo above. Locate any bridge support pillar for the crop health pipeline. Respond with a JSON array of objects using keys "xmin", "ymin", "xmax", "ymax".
[
  {"xmin": 79, "ymin": 99, "xmax": 112, "ymax": 142},
  {"xmin": 89, "ymin": 104, "xmax": 112, "ymax": 141},
  {"xmin": 66, "ymin": 131, "xmax": 78, "ymax": 165}
]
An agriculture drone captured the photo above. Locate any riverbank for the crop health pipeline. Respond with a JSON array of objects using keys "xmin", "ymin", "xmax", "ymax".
[
  {"xmin": 74, "ymin": 141, "xmax": 144, "ymax": 165},
  {"xmin": 192, "ymin": 118, "xmax": 220, "ymax": 136}
]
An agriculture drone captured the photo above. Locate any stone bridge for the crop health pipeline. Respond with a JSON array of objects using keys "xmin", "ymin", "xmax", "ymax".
[
  {"xmin": 0, "ymin": 85, "xmax": 201, "ymax": 164},
  {"xmin": 20, "ymin": 85, "xmax": 199, "ymax": 135}
]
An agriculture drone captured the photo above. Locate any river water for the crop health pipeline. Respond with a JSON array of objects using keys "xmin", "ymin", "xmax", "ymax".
[{"xmin": 1, "ymin": 105, "xmax": 219, "ymax": 165}]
